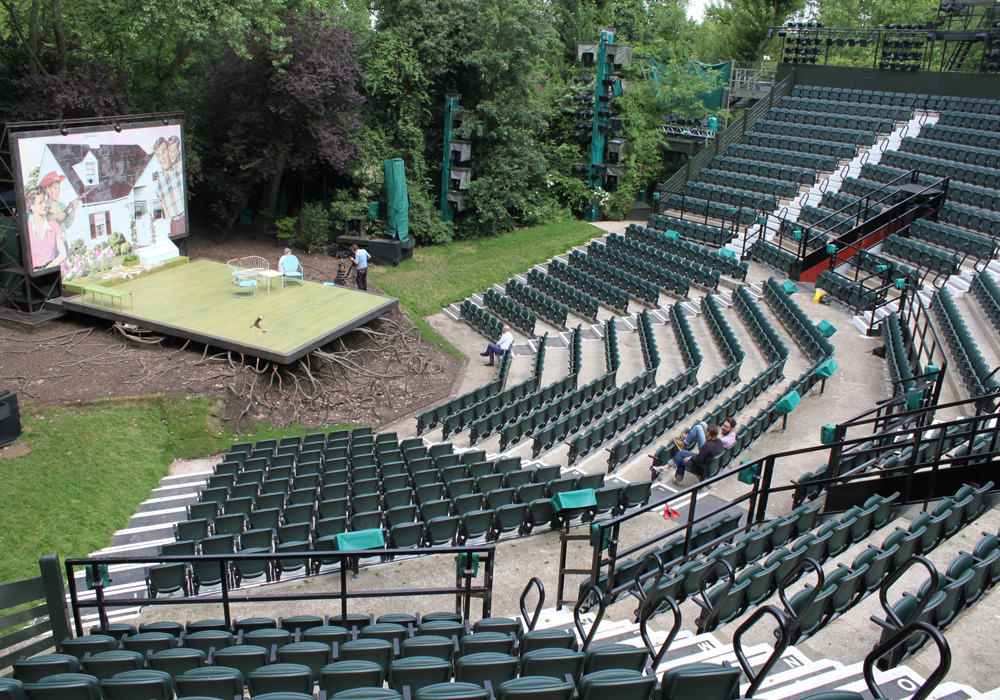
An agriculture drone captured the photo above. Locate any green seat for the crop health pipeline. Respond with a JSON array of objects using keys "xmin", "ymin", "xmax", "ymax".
[
  {"xmin": 497, "ymin": 675, "xmax": 575, "ymax": 700},
  {"xmin": 22, "ymin": 673, "xmax": 100, "ymax": 700},
  {"xmin": 583, "ymin": 644, "xmax": 649, "ymax": 674},
  {"xmin": 340, "ymin": 638, "xmax": 394, "ymax": 674},
  {"xmin": 78, "ymin": 651, "xmax": 145, "ymax": 681},
  {"xmin": 330, "ymin": 688, "xmax": 403, "ymax": 700},
  {"xmin": 520, "ymin": 629, "xmax": 577, "ymax": 654},
  {"xmin": 243, "ymin": 627, "xmax": 292, "ymax": 649},
  {"xmin": 98, "ymin": 669, "xmax": 173, "ymax": 700},
  {"xmin": 248, "ymin": 662, "xmax": 314, "ymax": 696},
  {"xmin": 579, "ymin": 669, "xmax": 656, "ymax": 700},
  {"xmin": 209, "ymin": 644, "xmax": 268, "ymax": 684},
  {"xmin": 389, "ymin": 656, "xmax": 452, "ymax": 693},
  {"xmin": 174, "ymin": 666, "xmax": 243, "ymax": 700},
  {"xmin": 402, "ymin": 634, "xmax": 454, "ymax": 661},
  {"xmin": 303, "ymin": 625, "xmax": 351, "ymax": 649},
  {"xmin": 415, "ymin": 681, "xmax": 490, "ymax": 700},
  {"xmin": 460, "ymin": 631, "xmax": 515, "ymax": 656},
  {"xmin": 148, "ymin": 647, "xmax": 206, "ymax": 678},
  {"xmin": 14, "ymin": 654, "xmax": 82, "ymax": 683},
  {"xmin": 121, "ymin": 632, "xmax": 176, "ymax": 657},
  {"xmin": 0, "ymin": 678, "xmax": 26, "ymax": 700},
  {"xmin": 183, "ymin": 629, "xmax": 234, "ymax": 654},
  {"xmin": 276, "ymin": 641, "xmax": 331, "ymax": 682},
  {"xmin": 454, "ymin": 651, "xmax": 519, "ymax": 689},
  {"xmin": 250, "ymin": 692, "xmax": 315, "ymax": 700},
  {"xmin": 521, "ymin": 647, "xmax": 585, "ymax": 681},
  {"xmin": 320, "ymin": 660, "xmax": 385, "ymax": 696},
  {"xmin": 60, "ymin": 635, "xmax": 117, "ymax": 660},
  {"xmin": 660, "ymin": 662, "xmax": 740, "ymax": 700}
]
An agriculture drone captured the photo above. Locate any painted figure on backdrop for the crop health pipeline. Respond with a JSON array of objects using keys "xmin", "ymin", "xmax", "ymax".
[{"xmin": 26, "ymin": 188, "xmax": 67, "ymax": 270}]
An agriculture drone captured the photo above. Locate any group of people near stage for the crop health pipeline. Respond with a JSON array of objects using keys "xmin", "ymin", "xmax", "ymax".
[{"xmin": 278, "ymin": 243, "xmax": 370, "ymax": 290}]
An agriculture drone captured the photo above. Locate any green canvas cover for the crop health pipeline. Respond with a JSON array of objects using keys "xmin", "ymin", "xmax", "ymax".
[
  {"xmin": 383, "ymin": 158, "xmax": 410, "ymax": 243},
  {"xmin": 551, "ymin": 488, "xmax": 597, "ymax": 512},
  {"xmin": 335, "ymin": 528, "xmax": 386, "ymax": 551}
]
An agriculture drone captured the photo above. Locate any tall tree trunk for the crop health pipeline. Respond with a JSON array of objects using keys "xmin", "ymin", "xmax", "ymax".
[
  {"xmin": 258, "ymin": 145, "xmax": 289, "ymax": 229},
  {"xmin": 51, "ymin": 0, "xmax": 66, "ymax": 71}
]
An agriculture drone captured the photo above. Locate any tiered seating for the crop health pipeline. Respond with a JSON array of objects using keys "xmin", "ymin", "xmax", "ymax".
[
  {"xmin": 820, "ymin": 190, "xmax": 884, "ymax": 218},
  {"xmin": 938, "ymin": 201, "xmax": 1000, "ymax": 238},
  {"xmin": 505, "ymin": 278, "xmax": 568, "ymax": 329},
  {"xmin": 816, "ymin": 270, "xmax": 879, "ymax": 311},
  {"xmin": 646, "ymin": 213, "xmax": 733, "ymax": 247},
  {"xmin": 681, "ymin": 180, "xmax": 777, "ymax": 212},
  {"xmin": 778, "ymin": 204, "xmax": 848, "ymax": 238},
  {"xmin": 526, "ymin": 267, "xmax": 600, "ymax": 322},
  {"xmin": 751, "ymin": 119, "xmax": 875, "ymax": 147},
  {"xmin": 548, "ymin": 258, "xmax": 629, "ymax": 314},
  {"xmin": 441, "ymin": 370, "xmax": 543, "ymax": 441},
  {"xmin": 882, "ymin": 233, "xmax": 960, "ymax": 278},
  {"xmin": 720, "ymin": 143, "xmax": 829, "ymax": 179},
  {"xmin": 697, "ymin": 167, "xmax": 801, "ymax": 199},
  {"xmin": 701, "ymin": 294, "xmax": 744, "ymax": 366},
  {"xmin": 898, "ymin": 136, "xmax": 1000, "ymax": 169},
  {"xmin": 931, "ymin": 288, "xmax": 999, "ymax": 396},
  {"xmin": 671, "ymin": 302, "xmax": 703, "ymax": 369},
  {"xmin": 588, "ymin": 238, "xmax": 690, "ymax": 297},
  {"xmin": 747, "ymin": 239, "xmax": 797, "ymax": 274},
  {"xmin": 569, "ymin": 324, "xmax": 582, "ymax": 376},
  {"xmin": 625, "ymin": 225, "xmax": 748, "ymax": 281},
  {"xmin": 971, "ymin": 271, "xmax": 1000, "ymax": 334},
  {"xmin": 533, "ymin": 369, "xmax": 657, "ymax": 458},
  {"xmin": 937, "ymin": 109, "xmax": 1000, "ymax": 129},
  {"xmin": 909, "ymin": 220, "xmax": 998, "ymax": 260},
  {"xmin": 568, "ymin": 249, "xmax": 660, "ymax": 305},
  {"xmin": 919, "ymin": 121, "xmax": 1000, "ymax": 150},
  {"xmin": 416, "ymin": 353, "xmax": 511, "ymax": 434},
  {"xmin": 840, "ymin": 174, "xmax": 889, "ymax": 199},
  {"xmin": 603, "ymin": 233, "xmax": 709, "ymax": 293},
  {"xmin": 733, "ymin": 286, "xmax": 789, "ymax": 364},
  {"xmin": 763, "ymin": 277, "xmax": 835, "ymax": 361},
  {"xmin": 882, "ymin": 150, "xmax": 1000, "ymax": 188},
  {"xmin": 482, "ymin": 289, "xmax": 535, "ymax": 336},
  {"xmin": 853, "ymin": 249, "xmax": 922, "ymax": 290},
  {"xmin": 883, "ymin": 311, "xmax": 916, "ymax": 396},
  {"xmin": 495, "ymin": 373, "xmax": 614, "ymax": 450},
  {"xmin": 637, "ymin": 310, "xmax": 659, "ymax": 370},
  {"xmin": 460, "ymin": 300, "xmax": 504, "ymax": 341}
]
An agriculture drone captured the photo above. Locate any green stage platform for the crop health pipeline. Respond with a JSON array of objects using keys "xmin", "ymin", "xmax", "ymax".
[{"xmin": 60, "ymin": 259, "xmax": 398, "ymax": 364}]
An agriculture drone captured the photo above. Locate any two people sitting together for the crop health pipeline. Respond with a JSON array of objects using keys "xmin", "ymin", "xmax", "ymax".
[{"xmin": 658, "ymin": 417, "xmax": 737, "ymax": 485}]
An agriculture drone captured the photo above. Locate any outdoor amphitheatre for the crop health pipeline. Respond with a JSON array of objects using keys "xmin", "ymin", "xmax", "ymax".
[{"xmin": 1, "ymin": 2, "xmax": 999, "ymax": 700}]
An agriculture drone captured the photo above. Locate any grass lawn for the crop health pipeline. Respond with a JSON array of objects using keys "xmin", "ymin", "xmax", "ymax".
[
  {"xmin": 377, "ymin": 220, "xmax": 601, "ymax": 318},
  {"xmin": 0, "ymin": 395, "xmax": 348, "ymax": 584}
]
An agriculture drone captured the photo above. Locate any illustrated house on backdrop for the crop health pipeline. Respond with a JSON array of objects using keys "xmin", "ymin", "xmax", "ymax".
[{"xmin": 45, "ymin": 142, "xmax": 179, "ymax": 252}]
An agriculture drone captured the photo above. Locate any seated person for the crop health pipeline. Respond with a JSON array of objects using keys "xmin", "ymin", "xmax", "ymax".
[
  {"xmin": 660, "ymin": 424, "xmax": 726, "ymax": 485},
  {"xmin": 674, "ymin": 417, "xmax": 737, "ymax": 452},
  {"xmin": 278, "ymin": 247, "xmax": 303, "ymax": 284},
  {"xmin": 480, "ymin": 325, "xmax": 514, "ymax": 366}
]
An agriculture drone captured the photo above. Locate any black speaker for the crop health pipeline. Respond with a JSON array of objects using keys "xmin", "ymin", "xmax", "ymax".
[{"xmin": 0, "ymin": 390, "xmax": 21, "ymax": 447}]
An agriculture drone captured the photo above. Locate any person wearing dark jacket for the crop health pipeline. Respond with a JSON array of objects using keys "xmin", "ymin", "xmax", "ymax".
[{"xmin": 664, "ymin": 424, "xmax": 725, "ymax": 485}]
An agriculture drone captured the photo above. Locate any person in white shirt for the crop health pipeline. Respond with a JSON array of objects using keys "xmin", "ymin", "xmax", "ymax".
[
  {"xmin": 674, "ymin": 417, "xmax": 737, "ymax": 452},
  {"xmin": 481, "ymin": 325, "xmax": 514, "ymax": 366}
]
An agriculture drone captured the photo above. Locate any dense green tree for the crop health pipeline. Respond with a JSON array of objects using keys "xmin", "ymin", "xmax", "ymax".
[{"xmin": 702, "ymin": 0, "xmax": 807, "ymax": 61}]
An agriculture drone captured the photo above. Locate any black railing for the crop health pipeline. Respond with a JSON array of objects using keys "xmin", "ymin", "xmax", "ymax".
[{"xmin": 65, "ymin": 544, "xmax": 496, "ymax": 636}]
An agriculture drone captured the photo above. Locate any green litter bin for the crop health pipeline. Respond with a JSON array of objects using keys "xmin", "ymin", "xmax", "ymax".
[
  {"xmin": 335, "ymin": 528, "xmax": 386, "ymax": 550},
  {"xmin": 775, "ymin": 390, "xmax": 801, "ymax": 416},
  {"xmin": 781, "ymin": 280, "xmax": 798, "ymax": 295},
  {"xmin": 820, "ymin": 424, "xmax": 837, "ymax": 444},
  {"xmin": 664, "ymin": 229, "xmax": 679, "ymax": 239},
  {"xmin": 738, "ymin": 461, "xmax": 759, "ymax": 485},
  {"xmin": 719, "ymin": 247, "xmax": 736, "ymax": 259},
  {"xmin": 815, "ymin": 358, "xmax": 837, "ymax": 379},
  {"xmin": 826, "ymin": 243, "xmax": 837, "ymax": 255},
  {"xmin": 816, "ymin": 319, "xmax": 837, "ymax": 338}
]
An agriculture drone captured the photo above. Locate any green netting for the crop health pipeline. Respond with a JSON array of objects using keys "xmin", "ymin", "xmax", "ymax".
[{"xmin": 384, "ymin": 158, "xmax": 410, "ymax": 243}]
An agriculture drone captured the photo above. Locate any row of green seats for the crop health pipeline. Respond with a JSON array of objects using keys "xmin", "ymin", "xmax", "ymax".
[
  {"xmin": 947, "ymin": 180, "xmax": 1000, "ymax": 213},
  {"xmin": 779, "ymin": 204, "xmax": 850, "ymax": 238},
  {"xmin": 483, "ymin": 289, "xmax": 536, "ymax": 336},
  {"xmin": 568, "ymin": 249, "xmax": 660, "ymax": 305},
  {"xmin": 733, "ymin": 286, "xmax": 788, "ymax": 363},
  {"xmin": 606, "ymin": 234, "xmax": 717, "ymax": 290},
  {"xmin": 664, "ymin": 193, "xmax": 758, "ymax": 226},
  {"xmin": 938, "ymin": 109, "xmax": 1000, "ymax": 130},
  {"xmin": 790, "ymin": 84, "xmax": 917, "ymax": 108},
  {"xmin": 569, "ymin": 323, "xmax": 583, "ymax": 376},
  {"xmin": 505, "ymin": 278, "xmax": 568, "ymax": 329},
  {"xmin": 764, "ymin": 277, "xmax": 835, "ymax": 361},
  {"xmin": 770, "ymin": 107, "xmax": 893, "ymax": 135},
  {"xmin": 682, "ymin": 180, "xmax": 777, "ymax": 212},
  {"xmin": 416, "ymin": 360, "xmax": 508, "ymax": 433},
  {"xmin": 920, "ymin": 122, "xmax": 1000, "ymax": 151},
  {"xmin": 606, "ymin": 363, "xmax": 740, "ymax": 471},
  {"xmin": 748, "ymin": 239, "xmax": 797, "ymax": 274},
  {"xmin": 460, "ymin": 300, "xmax": 504, "ymax": 341},
  {"xmin": 464, "ymin": 371, "xmax": 577, "ymax": 447},
  {"xmin": 821, "ymin": 190, "xmax": 886, "ymax": 218},
  {"xmin": 559, "ymin": 373, "xmax": 669, "ymax": 464},
  {"xmin": 646, "ymin": 213, "xmax": 733, "ymax": 246},
  {"xmin": 492, "ymin": 372, "xmax": 612, "ymax": 450},
  {"xmin": 698, "ymin": 167, "xmax": 800, "ymax": 200},
  {"xmin": 883, "ymin": 311, "xmax": 916, "ymax": 394},
  {"xmin": 882, "ymin": 150, "xmax": 1000, "ymax": 189},
  {"xmin": 840, "ymin": 175, "xmax": 893, "ymax": 202},
  {"xmin": 702, "ymin": 293, "xmax": 745, "ymax": 365},
  {"xmin": 637, "ymin": 309, "xmax": 660, "ymax": 370},
  {"xmin": 604, "ymin": 318, "xmax": 620, "ymax": 372},
  {"xmin": 752, "ymin": 119, "xmax": 874, "ymax": 146},
  {"xmin": 671, "ymin": 302, "xmax": 702, "ymax": 368},
  {"xmin": 816, "ymin": 270, "xmax": 879, "ymax": 311},
  {"xmin": 743, "ymin": 131, "xmax": 855, "ymax": 160},
  {"xmin": 939, "ymin": 201, "xmax": 1000, "ymax": 238},
  {"xmin": 909, "ymin": 219, "xmax": 997, "ymax": 260},
  {"xmin": 588, "ymin": 240, "xmax": 690, "ymax": 297},
  {"xmin": 779, "ymin": 94, "xmax": 911, "ymax": 121},
  {"xmin": 625, "ymin": 224, "xmax": 747, "ymax": 281},
  {"xmin": 526, "ymin": 267, "xmax": 599, "ymax": 322},
  {"xmin": 440, "ymin": 374, "xmax": 541, "ymax": 441},
  {"xmin": 591, "ymin": 239, "xmax": 692, "ymax": 297},
  {"xmin": 533, "ymin": 369, "xmax": 658, "ymax": 459},
  {"xmin": 723, "ymin": 142, "xmax": 831, "ymax": 176},
  {"xmin": 971, "ymin": 272, "xmax": 1000, "ymax": 335},
  {"xmin": 899, "ymin": 136, "xmax": 1000, "ymax": 169},
  {"xmin": 882, "ymin": 233, "xmax": 960, "ymax": 277},
  {"xmin": 932, "ymin": 288, "xmax": 998, "ymax": 396},
  {"xmin": 548, "ymin": 258, "xmax": 629, "ymax": 313}
]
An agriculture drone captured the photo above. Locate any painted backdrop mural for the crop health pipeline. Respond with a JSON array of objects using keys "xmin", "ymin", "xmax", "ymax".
[{"xmin": 12, "ymin": 121, "xmax": 187, "ymax": 279}]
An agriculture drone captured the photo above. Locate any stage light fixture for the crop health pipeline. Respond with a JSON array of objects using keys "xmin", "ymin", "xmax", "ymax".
[
  {"xmin": 114, "ymin": 124, "xmax": 122, "ymax": 133},
  {"xmin": 60, "ymin": 127, "xmax": 69, "ymax": 136}
]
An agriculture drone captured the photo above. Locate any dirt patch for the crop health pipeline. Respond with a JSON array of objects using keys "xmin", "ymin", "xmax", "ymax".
[{"xmin": 0, "ymin": 230, "xmax": 461, "ymax": 430}]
